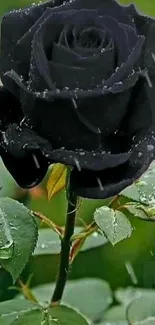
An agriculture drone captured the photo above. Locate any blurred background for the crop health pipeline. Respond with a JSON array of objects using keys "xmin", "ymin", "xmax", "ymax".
[{"xmin": 0, "ymin": 0, "xmax": 155, "ymax": 304}]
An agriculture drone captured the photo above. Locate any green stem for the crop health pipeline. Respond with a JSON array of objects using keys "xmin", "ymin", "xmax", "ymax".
[{"xmin": 51, "ymin": 190, "xmax": 78, "ymax": 305}]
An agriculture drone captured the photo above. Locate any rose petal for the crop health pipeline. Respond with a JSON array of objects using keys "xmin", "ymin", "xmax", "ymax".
[
  {"xmin": 97, "ymin": 16, "xmax": 130, "ymax": 64},
  {"xmin": 52, "ymin": 41, "xmax": 114, "ymax": 68},
  {"xmin": 105, "ymin": 36, "xmax": 145, "ymax": 87},
  {"xmin": 30, "ymin": 10, "xmax": 92, "ymax": 91},
  {"xmin": 0, "ymin": 148, "xmax": 48, "ymax": 189},
  {"xmin": 18, "ymin": 89, "xmax": 131, "ymax": 144},
  {"xmin": 13, "ymin": 8, "xmax": 55, "ymax": 78},
  {"xmin": 70, "ymin": 129, "xmax": 155, "ymax": 199},
  {"xmin": 124, "ymin": 3, "xmax": 154, "ymax": 36},
  {"xmin": 2, "ymin": 124, "xmax": 130, "ymax": 171},
  {"xmin": 70, "ymin": 0, "xmax": 135, "ymax": 27},
  {"xmin": 0, "ymin": 86, "xmax": 22, "ymax": 130},
  {"xmin": 1, "ymin": 71, "xmax": 132, "ymax": 152},
  {"xmin": 48, "ymin": 60, "xmax": 114, "ymax": 89},
  {"xmin": 0, "ymin": 124, "xmax": 50, "ymax": 188},
  {"xmin": 120, "ymin": 23, "xmax": 138, "ymax": 50},
  {"xmin": 122, "ymin": 79, "xmax": 152, "ymax": 136},
  {"xmin": 0, "ymin": 0, "xmax": 66, "ymax": 77},
  {"xmin": 109, "ymin": 71, "xmax": 140, "ymax": 94},
  {"xmin": 70, "ymin": 163, "xmax": 132, "ymax": 199},
  {"xmin": 3, "ymin": 67, "xmax": 141, "ymax": 100}
]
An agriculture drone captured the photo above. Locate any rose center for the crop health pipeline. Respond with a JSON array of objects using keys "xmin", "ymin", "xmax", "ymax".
[{"xmin": 78, "ymin": 27, "xmax": 101, "ymax": 48}]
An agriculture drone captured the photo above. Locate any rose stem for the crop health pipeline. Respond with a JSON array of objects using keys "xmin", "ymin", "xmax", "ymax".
[{"xmin": 50, "ymin": 188, "xmax": 78, "ymax": 305}]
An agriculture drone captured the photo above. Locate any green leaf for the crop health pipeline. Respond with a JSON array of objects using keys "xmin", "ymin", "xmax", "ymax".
[
  {"xmin": 0, "ymin": 299, "xmax": 39, "ymax": 325},
  {"xmin": 115, "ymin": 287, "xmax": 155, "ymax": 307},
  {"xmin": 94, "ymin": 206, "xmax": 132, "ymax": 245},
  {"xmin": 81, "ymin": 230, "xmax": 108, "ymax": 251},
  {"xmin": 98, "ymin": 322, "xmax": 127, "ymax": 325},
  {"xmin": 34, "ymin": 228, "xmax": 108, "ymax": 256},
  {"xmin": 17, "ymin": 279, "xmax": 112, "ymax": 321},
  {"xmin": 124, "ymin": 203, "xmax": 155, "ymax": 221},
  {"xmin": 0, "ymin": 205, "xmax": 14, "ymax": 259},
  {"xmin": 0, "ymin": 198, "xmax": 38, "ymax": 282},
  {"xmin": 0, "ymin": 303, "xmax": 88, "ymax": 325},
  {"xmin": 11, "ymin": 310, "xmax": 42, "ymax": 325},
  {"xmin": 34, "ymin": 229, "xmax": 60, "ymax": 256},
  {"xmin": 121, "ymin": 162, "xmax": 155, "ymax": 205},
  {"xmin": 0, "ymin": 159, "xmax": 17, "ymax": 198},
  {"xmin": 133, "ymin": 320, "xmax": 155, "ymax": 325},
  {"xmin": 121, "ymin": 183, "xmax": 141, "ymax": 202},
  {"xmin": 103, "ymin": 306, "xmax": 126, "ymax": 321},
  {"xmin": 127, "ymin": 296, "xmax": 155, "ymax": 324},
  {"xmin": 62, "ymin": 278, "xmax": 112, "ymax": 320},
  {"xmin": 48, "ymin": 305, "xmax": 89, "ymax": 325}
]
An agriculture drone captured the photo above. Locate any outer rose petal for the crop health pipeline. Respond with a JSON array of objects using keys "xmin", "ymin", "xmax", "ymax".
[
  {"xmin": 70, "ymin": 129, "xmax": 155, "ymax": 199},
  {"xmin": 0, "ymin": 124, "xmax": 50, "ymax": 188},
  {"xmin": 0, "ymin": 86, "xmax": 22, "ymax": 128},
  {"xmin": 124, "ymin": 4, "xmax": 154, "ymax": 37},
  {"xmin": 0, "ymin": 0, "xmax": 65, "ymax": 76}
]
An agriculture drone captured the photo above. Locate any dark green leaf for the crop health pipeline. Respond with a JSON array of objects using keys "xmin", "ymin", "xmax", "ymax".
[
  {"xmin": 0, "ymin": 299, "xmax": 39, "ymax": 325},
  {"xmin": 0, "ymin": 204, "xmax": 14, "ymax": 259},
  {"xmin": 48, "ymin": 305, "xmax": 89, "ymax": 325},
  {"xmin": 94, "ymin": 206, "xmax": 132, "ymax": 245},
  {"xmin": 11, "ymin": 310, "xmax": 42, "ymax": 325},
  {"xmin": 0, "ymin": 198, "xmax": 38, "ymax": 282}
]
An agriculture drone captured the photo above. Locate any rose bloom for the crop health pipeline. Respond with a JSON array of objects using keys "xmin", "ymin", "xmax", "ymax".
[{"xmin": 0, "ymin": 0, "xmax": 155, "ymax": 199}]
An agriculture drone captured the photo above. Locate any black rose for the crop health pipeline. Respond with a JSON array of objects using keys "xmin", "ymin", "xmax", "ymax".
[{"xmin": 0, "ymin": 0, "xmax": 155, "ymax": 199}]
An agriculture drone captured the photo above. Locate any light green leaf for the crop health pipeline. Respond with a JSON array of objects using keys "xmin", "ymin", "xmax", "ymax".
[
  {"xmin": 121, "ymin": 162, "xmax": 155, "ymax": 205},
  {"xmin": 34, "ymin": 229, "xmax": 60, "ymax": 256},
  {"xmin": 98, "ymin": 322, "xmax": 127, "ymax": 325},
  {"xmin": 81, "ymin": 230, "xmax": 108, "ymax": 251},
  {"xmin": 124, "ymin": 203, "xmax": 155, "ymax": 221},
  {"xmin": 121, "ymin": 183, "xmax": 141, "ymax": 202},
  {"xmin": 0, "ymin": 159, "xmax": 17, "ymax": 198},
  {"xmin": 94, "ymin": 206, "xmax": 132, "ymax": 245},
  {"xmin": 62, "ymin": 278, "xmax": 112, "ymax": 320},
  {"xmin": 127, "ymin": 296, "xmax": 155, "ymax": 324},
  {"xmin": 0, "ymin": 198, "xmax": 38, "ymax": 282},
  {"xmin": 0, "ymin": 303, "xmax": 88, "ymax": 325},
  {"xmin": 16, "ymin": 279, "xmax": 112, "ymax": 321},
  {"xmin": 34, "ymin": 228, "xmax": 108, "ymax": 256},
  {"xmin": 0, "ymin": 299, "xmax": 39, "ymax": 325},
  {"xmin": 133, "ymin": 320, "xmax": 155, "ymax": 325},
  {"xmin": 115, "ymin": 287, "xmax": 155, "ymax": 307},
  {"xmin": 103, "ymin": 305, "xmax": 126, "ymax": 321}
]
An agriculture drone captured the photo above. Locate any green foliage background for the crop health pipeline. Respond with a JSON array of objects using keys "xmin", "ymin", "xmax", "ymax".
[{"xmin": 0, "ymin": 0, "xmax": 155, "ymax": 307}]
